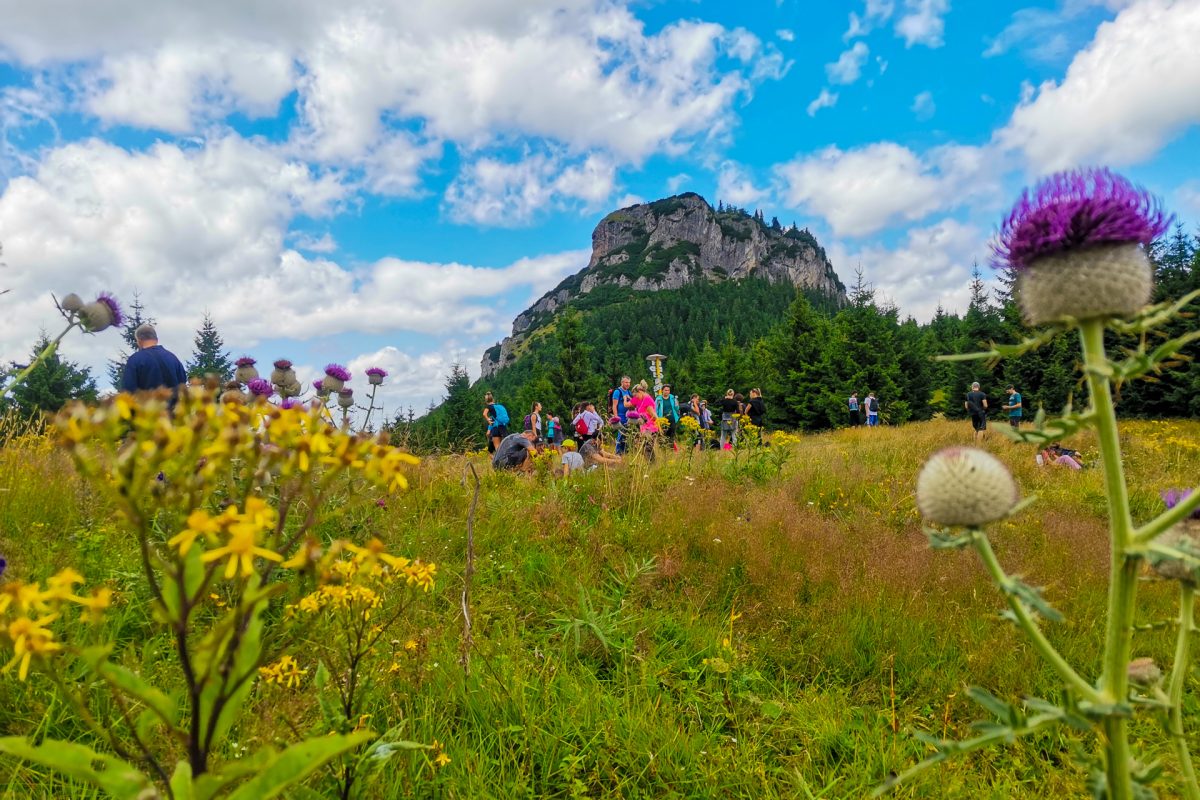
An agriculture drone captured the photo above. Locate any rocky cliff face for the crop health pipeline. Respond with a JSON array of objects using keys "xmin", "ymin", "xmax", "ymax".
[{"xmin": 481, "ymin": 193, "xmax": 846, "ymax": 378}]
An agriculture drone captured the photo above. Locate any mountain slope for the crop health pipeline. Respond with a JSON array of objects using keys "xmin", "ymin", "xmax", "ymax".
[{"xmin": 481, "ymin": 193, "xmax": 846, "ymax": 379}]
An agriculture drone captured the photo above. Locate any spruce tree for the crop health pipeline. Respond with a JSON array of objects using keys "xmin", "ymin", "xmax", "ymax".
[
  {"xmin": 547, "ymin": 310, "xmax": 600, "ymax": 413},
  {"xmin": 8, "ymin": 334, "xmax": 98, "ymax": 419},
  {"xmin": 107, "ymin": 290, "xmax": 154, "ymax": 389},
  {"xmin": 442, "ymin": 364, "xmax": 480, "ymax": 451},
  {"xmin": 769, "ymin": 291, "xmax": 833, "ymax": 429},
  {"xmin": 186, "ymin": 312, "xmax": 234, "ymax": 382}
]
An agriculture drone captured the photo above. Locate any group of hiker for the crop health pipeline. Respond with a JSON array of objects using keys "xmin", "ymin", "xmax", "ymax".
[{"xmin": 483, "ymin": 379, "xmax": 769, "ymax": 473}]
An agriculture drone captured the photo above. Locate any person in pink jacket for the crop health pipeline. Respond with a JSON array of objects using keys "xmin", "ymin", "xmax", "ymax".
[{"xmin": 627, "ymin": 383, "xmax": 659, "ymax": 434}]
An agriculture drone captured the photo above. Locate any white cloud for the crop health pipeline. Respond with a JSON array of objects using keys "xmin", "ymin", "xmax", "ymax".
[
  {"xmin": 716, "ymin": 161, "xmax": 766, "ymax": 207},
  {"xmin": 290, "ymin": 232, "xmax": 338, "ymax": 253},
  {"xmin": 826, "ymin": 42, "xmax": 870, "ymax": 85},
  {"xmin": 844, "ymin": 0, "xmax": 896, "ymax": 41},
  {"xmin": 896, "ymin": 0, "xmax": 950, "ymax": 48},
  {"xmin": 1176, "ymin": 181, "xmax": 1200, "ymax": 221},
  {"xmin": 911, "ymin": 90, "xmax": 936, "ymax": 120},
  {"xmin": 776, "ymin": 29, "xmax": 795, "ymax": 42},
  {"xmin": 775, "ymin": 141, "xmax": 998, "ymax": 237},
  {"xmin": 829, "ymin": 218, "xmax": 987, "ymax": 321},
  {"xmin": 0, "ymin": 136, "xmax": 588, "ymax": 383},
  {"xmin": 0, "ymin": 1, "xmax": 784, "ymax": 172},
  {"xmin": 443, "ymin": 152, "xmax": 617, "ymax": 227},
  {"xmin": 998, "ymin": 0, "xmax": 1200, "ymax": 172},
  {"xmin": 343, "ymin": 345, "xmax": 477, "ymax": 419},
  {"xmin": 666, "ymin": 173, "xmax": 692, "ymax": 194},
  {"xmin": 806, "ymin": 89, "xmax": 839, "ymax": 117}
]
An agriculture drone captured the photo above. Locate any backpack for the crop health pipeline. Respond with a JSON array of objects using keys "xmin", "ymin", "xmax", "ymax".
[
  {"xmin": 867, "ymin": 397, "xmax": 878, "ymax": 413},
  {"xmin": 574, "ymin": 415, "xmax": 589, "ymax": 436},
  {"xmin": 523, "ymin": 414, "xmax": 533, "ymax": 432},
  {"xmin": 492, "ymin": 403, "xmax": 509, "ymax": 426}
]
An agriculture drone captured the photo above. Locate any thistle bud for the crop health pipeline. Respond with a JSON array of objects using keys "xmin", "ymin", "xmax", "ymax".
[
  {"xmin": 337, "ymin": 388, "xmax": 354, "ymax": 409},
  {"xmin": 1127, "ymin": 657, "xmax": 1162, "ymax": 687},
  {"xmin": 79, "ymin": 293, "xmax": 124, "ymax": 332},
  {"xmin": 916, "ymin": 447, "xmax": 1019, "ymax": 527},
  {"xmin": 60, "ymin": 293, "xmax": 84, "ymax": 313}
]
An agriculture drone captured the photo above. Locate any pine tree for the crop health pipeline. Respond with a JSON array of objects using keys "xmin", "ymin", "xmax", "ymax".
[
  {"xmin": 441, "ymin": 364, "xmax": 480, "ymax": 451},
  {"xmin": 107, "ymin": 290, "xmax": 154, "ymax": 389},
  {"xmin": 769, "ymin": 291, "xmax": 833, "ymax": 429},
  {"xmin": 186, "ymin": 312, "xmax": 234, "ymax": 382},
  {"xmin": 770, "ymin": 216, "xmax": 782, "ymax": 231},
  {"xmin": 547, "ymin": 309, "xmax": 600, "ymax": 413},
  {"xmin": 8, "ymin": 334, "xmax": 98, "ymax": 419}
]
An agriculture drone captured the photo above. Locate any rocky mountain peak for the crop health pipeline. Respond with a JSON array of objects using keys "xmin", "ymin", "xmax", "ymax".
[{"xmin": 481, "ymin": 193, "xmax": 846, "ymax": 378}]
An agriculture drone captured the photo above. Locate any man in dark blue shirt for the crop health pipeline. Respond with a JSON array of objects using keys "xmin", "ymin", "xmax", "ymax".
[{"xmin": 120, "ymin": 324, "xmax": 188, "ymax": 400}]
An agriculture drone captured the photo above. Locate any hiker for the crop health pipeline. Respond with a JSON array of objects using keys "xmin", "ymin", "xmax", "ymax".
[
  {"xmin": 611, "ymin": 375, "xmax": 632, "ymax": 454},
  {"xmin": 847, "ymin": 392, "xmax": 860, "ymax": 426},
  {"xmin": 572, "ymin": 401, "xmax": 603, "ymax": 442},
  {"xmin": 492, "ymin": 428, "xmax": 538, "ymax": 472},
  {"xmin": 628, "ymin": 382, "xmax": 660, "ymax": 436},
  {"xmin": 865, "ymin": 392, "xmax": 880, "ymax": 427},
  {"xmin": 1039, "ymin": 443, "xmax": 1083, "ymax": 470},
  {"xmin": 1003, "ymin": 385, "xmax": 1023, "ymax": 429},
  {"xmin": 965, "ymin": 382, "xmax": 989, "ymax": 443},
  {"xmin": 546, "ymin": 415, "xmax": 562, "ymax": 452},
  {"xmin": 560, "ymin": 438, "xmax": 585, "ymax": 476},
  {"xmin": 656, "ymin": 384, "xmax": 681, "ymax": 444},
  {"xmin": 719, "ymin": 389, "xmax": 739, "ymax": 448},
  {"xmin": 482, "ymin": 392, "xmax": 509, "ymax": 453},
  {"xmin": 120, "ymin": 324, "xmax": 188, "ymax": 407},
  {"xmin": 580, "ymin": 437, "xmax": 622, "ymax": 468},
  {"xmin": 746, "ymin": 388, "xmax": 766, "ymax": 429},
  {"xmin": 700, "ymin": 400, "xmax": 715, "ymax": 448},
  {"xmin": 526, "ymin": 402, "xmax": 544, "ymax": 446}
]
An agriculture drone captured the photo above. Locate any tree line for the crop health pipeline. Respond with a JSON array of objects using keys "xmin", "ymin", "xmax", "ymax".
[{"xmin": 403, "ymin": 225, "xmax": 1200, "ymax": 452}]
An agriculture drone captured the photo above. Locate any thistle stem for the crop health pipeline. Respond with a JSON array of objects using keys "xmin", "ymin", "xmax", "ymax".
[
  {"xmin": 0, "ymin": 321, "xmax": 78, "ymax": 400},
  {"xmin": 1134, "ymin": 490, "xmax": 1200, "ymax": 546},
  {"xmin": 1169, "ymin": 584, "xmax": 1200, "ymax": 800},
  {"xmin": 1080, "ymin": 318, "xmax": 1137, "ymax": 800},
  {"xmin": 971, "ymin": 531, "xmax": 1103, "ymax": 704}
]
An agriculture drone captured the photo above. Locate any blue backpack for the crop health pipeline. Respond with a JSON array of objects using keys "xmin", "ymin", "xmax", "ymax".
[{"xmin": 492, "ymin": 403, "xmax": 510, "ymax": 426}]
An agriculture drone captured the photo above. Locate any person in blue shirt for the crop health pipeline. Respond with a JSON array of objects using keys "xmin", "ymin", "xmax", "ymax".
[
  {"xmin": 1003, "ymin": 385, "xmax": 1023, "ymax": 428},
  {"xmin": 847, "ymin": 392, "xmax": 860, "ymax": 426},
  {"xmin": 120, "ymin": 324, "xmax": 188, "ymax": 405},
  {"xmin": 610, "ymin": 375, "xmax": 632, "ymax": 454},
  {"xmin": 655, "ymin": 384, "xmax": 681, "ymax": 444}
]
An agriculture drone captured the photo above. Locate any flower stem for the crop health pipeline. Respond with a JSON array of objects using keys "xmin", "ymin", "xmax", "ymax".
[
  {"xmin": 0, "ymin": 321, "xmax": 78, "ymax": 400},
  {"xmin": 1169, "ymin": 584, "xmax": 1200, "ymax": 800},
  {"xmin": 1080, "ymin": 318, "xmax": 1137, "ymax": 800},
  {"xmin": 971, "ymin": 530, "xmax": 1102, "ymax": 704}
]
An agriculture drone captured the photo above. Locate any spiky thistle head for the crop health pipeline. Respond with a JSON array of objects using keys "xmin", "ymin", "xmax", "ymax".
[
  {"xmin": 235, "ymin": 356, "xmax": 256, "ymax": 368},
  {"xmin": 273, "ymin": 359, "xmax": 293, "ymax": 370},
  {"xmin": 80, "ymin": 293, "xmax": 124, "ymax": 332},
  {"xmin": 993, "ymin": 168, "xmax": 1170, "ymax": 272},
  {"xmin": 60, "ymin": 293, "xmax": 84, "ymax": 313},
  {"xmin": 247, "ymin": 378, "xmax": 273, "ymax": 398},
  {"xmin": 916, "ymin": 447, "xmax": 1020, "ymax": 527},
  {"xmin": 324, "ymin": 364, "xmax": 351, "ymax": 381}
]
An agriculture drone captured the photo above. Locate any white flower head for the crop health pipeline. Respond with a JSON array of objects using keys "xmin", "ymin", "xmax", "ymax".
[{"xmin": 917, "ymin": 447, "xmax": 1019, "ymax": 527}]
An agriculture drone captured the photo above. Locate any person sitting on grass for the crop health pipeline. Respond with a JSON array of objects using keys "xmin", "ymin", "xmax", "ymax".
[
  {"xmin": 580, "ymin": 437, "xmax": 622, "ymax": 468},
  {"xmin": 1040, "ymin": 442, "xmax": 1084, "ymax": 470},
  {"xmin": 560, "ymin": 439, "xmax": 585, "ymax": 476},
  {"xmin": 491, "ymin": 428, "xmax": 539, "ymax": 472}
]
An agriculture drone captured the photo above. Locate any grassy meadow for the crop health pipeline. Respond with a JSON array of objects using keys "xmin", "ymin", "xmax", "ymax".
[{"xmin": 2, "ymin": 416, "xmax": 1199, "ymax": 798}]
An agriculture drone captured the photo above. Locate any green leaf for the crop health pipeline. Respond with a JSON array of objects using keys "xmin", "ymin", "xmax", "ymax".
[
  {"xmin": 92, "ymin": 659, "xmax": 179, "ymax": 730},
  {"xmin": 170, "ymin": 761, "xmax": 195, "ymax": 800},
  {"xmin": 191, "ymin": 748, "xmax": 275, "ymax": 800},
  {"xmin": 760, "ymin": 701, "xmax": 784, "ymax": 719},
  {"xmin": 966, "ymin": 687, "xmax": 1015, "ymax": 722},
  {"xmin": 923, "ymin": 526, "xmax": 974, "ymax": 550},
  {"xmin": 0, "ymin": 736, "xmax": 155, "ymax": 800},
  {"xmin": 225, "ymin": 732, "xmax": 375, "ymax": 800},
  {"xmin": 1006, "ymin": 577, "xmax": 1064, "ymax": 623}
]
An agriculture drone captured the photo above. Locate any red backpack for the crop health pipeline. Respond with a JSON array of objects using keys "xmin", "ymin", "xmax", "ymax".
[{"xmin": 574, "ymin": 415, "xmax": 589, "ymax": 436}]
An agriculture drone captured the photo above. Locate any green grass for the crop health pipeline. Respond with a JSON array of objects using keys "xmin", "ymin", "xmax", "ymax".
[{"xmin": 2, "ymin": 418, "xmax": 1199, "ymax": 798}]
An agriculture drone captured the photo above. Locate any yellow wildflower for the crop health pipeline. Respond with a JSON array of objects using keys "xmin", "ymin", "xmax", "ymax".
[
  {"xmin": 201, "ymin": 521, "xmax": 283, "ymax": 579},
  {"xmin": 259, "ymin": 654, "xmax": 307, "ymax": 688},
  {"xmin": 404, "ymin": 639, "xmax": 419, "ymax": 652},
  {"xmin": 44, "ymin": 568, "xmax": 85, "ymax": 601},
  {"xmin": 4, "ymin": 614, "xmax": 61, "ymax": 680},
  {"xmin": 168, "ymin": 509, "xmax": 223, "ymax": 556},
  {"xmin": 435, "ymin": 752, "xmax": 452, "ymax": 768}
]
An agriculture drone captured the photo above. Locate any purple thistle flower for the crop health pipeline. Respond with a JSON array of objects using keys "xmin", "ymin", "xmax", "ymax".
[
  {"xmin": 313, "ymin": 378, "xmax": 325, "ymax": 391},
  {"xmin": 247, "ymin": 378, "xmax": 273, "ymax": 397},
  {"xmin": 324, "ymin": 363, "xmax": 351, "ymax": 381},
  {"xmin": 993, "ymin": 168, "xmax": 1172, "ymax": 271},
  {"xmin": 1163, "ymin": 489, "xmax": 1200, "ymax": 521},
  {"xmin": 273, "ymin": 359, "xmax": 293, "ymax": 369},
  {"xmin": 280, "ymin": 397, "xmax": 298, "ymax": 410},
  {"xmin": 96, "ymin": 292, "xmax": 124, "ymax": 327},
  {"xmin": 236, "ymin": 356, "xmax": 256, "ymax": 367},
  {"xmin": 366, "ymin": 367, "xmax": 388, "ymax": 378}
]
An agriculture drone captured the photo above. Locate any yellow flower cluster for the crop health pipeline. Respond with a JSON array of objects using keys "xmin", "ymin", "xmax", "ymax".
[
  {"xmin": 0, "ymin": 568, "xmax": 111, "ymax": 680},
  {"xmin": 770, "ymin": 431, "xmax": 803, "ymax": 448},
  {"xmin": 288, "ymin": 537, "xmax": 436, "ymax": 619},
  {"xmin": 56, "ymin": 388, "xmax": 418, "ymax": 501},
  {"xmin": 167, "ymin": 497, "xmax": 281, "ymax": 579},
  {"xmin": 678, "ymin": 415, "xmax": 701, "ymax": 432},
  {"xmin": 259, "ymin": 654, "xmax": 307, "ymax": 688}
]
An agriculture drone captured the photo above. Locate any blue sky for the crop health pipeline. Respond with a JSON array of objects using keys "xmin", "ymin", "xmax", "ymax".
[{"xmin": 1, "ymin": 0, "xmax": 1198, "ymax": 414}]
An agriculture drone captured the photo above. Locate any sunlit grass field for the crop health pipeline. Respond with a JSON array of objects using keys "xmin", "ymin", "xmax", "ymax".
[{"xmin": 1, "ymin": 416, "xmax": 1198, "ymax": 798}]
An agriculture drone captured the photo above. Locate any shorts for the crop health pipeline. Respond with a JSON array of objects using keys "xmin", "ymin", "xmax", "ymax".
[
  {"xmin": 1009, "ymin": 417, "xmax": 1021, "ymax": 429},
  {"xmin": 971, "ymin": 414, "xmax": 987, "ymax": 432},
  {"xmin": 490, "ymin": 424, "xmax": 508, "ymax": 440},
  {"xmin": 867, "ymin": 414, "xmax": 879, "ymax": 427}
]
